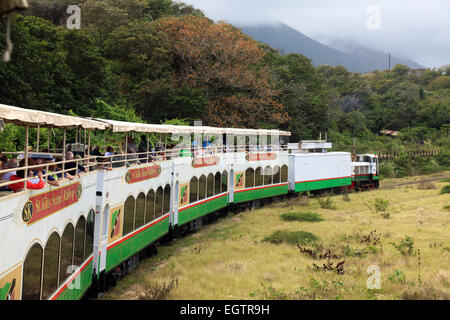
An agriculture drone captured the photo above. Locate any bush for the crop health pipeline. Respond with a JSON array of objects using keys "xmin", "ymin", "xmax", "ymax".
[
  {"xmin": 280, "ymin": 212, "xmax": 324, "ymax": 222},
  {"xmin": 435, "ymin": 149, "xmax": 450, "ymax": 167},
  {"xmin": 390, "ymin": 236, "xmax": 416, "ymax": 256},
  {"xmin": 441, "ymin": 185, "xmax": 450, "ymax": 194},
  {"xmin": 263, "ymin": 230, "xmax": 319, "ymax": 246},
  {"xmin": 317, "ymin": 197, "xmax": 337, "ymax": 210},
  {"xmin": 379, "ymin": 161, "xmax": 396, "ymax": 178}
]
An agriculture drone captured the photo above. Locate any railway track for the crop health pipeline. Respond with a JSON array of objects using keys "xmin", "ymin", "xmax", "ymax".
[{"xmin": 380, "ymin": 173, "xmax": 450, "ymax": 189}]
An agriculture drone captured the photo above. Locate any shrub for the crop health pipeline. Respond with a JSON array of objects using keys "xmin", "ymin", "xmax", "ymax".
[
  {"xmin": 379, "ymin": 161, "xmax": 396, "ymax": 178},
  {"xmin": 435, "ymin": 149, "xmax": 450, "ymax": 167},
  {"xmin": 280, "ymin": 212, "xmax": 324, "ymax": 222},
  {"xmin": 417, "ymin": 180, "xmax": 437, "ymax": 190},
  {"xmin": 263, "ymin": 230, "xmax": 319, "ymax": 246},
  {"xmin": 317, "ymin": 197, "xmax": 337, "ymax": 210},
  {"xmin": 441, "ymin": 185, "xmax": 450, "ymax": 194},
  {"xmin": 388, "ymin": 270, "xmax": 407, "ymax": 284},
  {"xmin": 390, "ymin": 236, "xmax": 416, "ymax": 256}
]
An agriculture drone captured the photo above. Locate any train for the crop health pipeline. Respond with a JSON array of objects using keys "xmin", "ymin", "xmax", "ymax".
[{"xmin": 0, "ymin": 103, "xmax": 379, "ymax": 300}]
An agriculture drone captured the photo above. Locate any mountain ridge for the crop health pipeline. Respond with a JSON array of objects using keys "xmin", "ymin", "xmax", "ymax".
[{"xmin": 237, "ymin": 22, "xmax": 424, "ymax": 73}]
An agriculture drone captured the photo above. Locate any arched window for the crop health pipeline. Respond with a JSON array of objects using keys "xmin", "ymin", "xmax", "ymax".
[
  {"xmin": 281, "ymin": 165, "xmax": 288, "ymax": 182},
  {"xmin": 245, "ymin": 168, "xmax": 254, "ymax": 188},
  {"xmin": 155, "ymin": 187, "xmax": 164, "ymax": 218},
  {"xmin": 207, "ymin": 173, "xmax": 214, "ymax": 197},
  {"xmin": 198, "ymin": 175, "xmax": 206, "ymax": 200},
  {"xmin": 22, "ymin": 243, "xmax": 43, "ymax": 300},
  {"xmin": 214, "ymin": 172, "xmax": 221, "ymax": 195},
  {"xmin": 255, "ymin": 167, "xmax": 264, "ymax": 186},
  {"xmin": 123, "ymin": 196, "xmax": 135, "ymax": 235},
  {"xmin": 135, "ymin": 193, "xmax": 146, "ymax": 229},
  {"xmin": 264, "ymin": 166, "xmax": 272, "ymax": 185},
  {"xmin": 85, "ymin": 209, "xmax": 95, "ymax": 257},
  {"xmin": 222, "ymin": 170, "xmax": 228, "ymax": 192},
  {"xmin": 74, "ymin": 216, "xmax": 86, "ymax": 266},
  {"xmin": 146, "ymin": 190, "xmax": 155, "ymax": 223},
  {"xmin": 190, "ymin": 177, "xmax": 198, "ymax": 203},
  {"xmin": 42, "ymin": 233, "xmax": 60, "ymax": 300},
  {"xmin": 163, "ymin": 184, "xmax": 171, "ymax": 214},
  {"xmin": 273, "ymin": 166, "xmax": 281, "ymax": 184},
  {"xmin": 59, "ymin": 223, "xmax": 74, "ymax": 287}
]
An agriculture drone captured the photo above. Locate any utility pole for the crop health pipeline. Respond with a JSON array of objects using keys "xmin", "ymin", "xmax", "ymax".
[{"xmin": 388, "ymin": 53, "xmax": 391, "ymax": 72}]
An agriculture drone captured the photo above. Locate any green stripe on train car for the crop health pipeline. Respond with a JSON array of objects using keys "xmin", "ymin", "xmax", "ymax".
[
  {"xmin": 295, "ymin": 177, "xmax": 351, "ymax": 193},
  {"xmin": 178, "ymin": 194, "xmax": 228, "ymax": 227},
  {"xmin": 105, "ymin": 218, "xmax": 169, "ymax": 273},
  {"xmin": 56, "ymin": 261, "xmax": 93, "ymax": 300},
  {"xmin": 234, "ymin": 184, "xmax": 288, "ymax": 204},
  {"xmin": 352, "ymin": 175, "xmax": 379, "ymax": 182}
]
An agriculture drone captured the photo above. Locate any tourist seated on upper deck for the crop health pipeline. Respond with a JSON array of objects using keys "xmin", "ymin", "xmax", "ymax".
[
  {"xmin": 8, "ymin": 158, "xmax": 45, "ymax": 192},
  {"xmin": 125, "ymin": 147, "xmax": 140, "ymax": 165},
  {"xmin": 0, "ymin": 155, "xmax": 8, "ymax": 177},
  {"xmin": 65, "ymin": 152, "xmax": 87, "ymax": 176},
  {"xmin": 32, "ymin": 158, "xmax": 60, "ymax": 187},
  {"xmin": 155, "ymin": 147, "xmax": 165, "ymax": 161},
  {"xmin": 104, "ymin": 146, "xmax": 115, "ymax": 158},
  {"xmin": 90, "ymin": 145, "xmax": 102, "ymax": 157},
  {"xmin": 2, "ymin": 158, "xmax": 19, "ymax": 181},
  {"xmin": 112, "ymin": 151, "xmax": 127, "ymax": 168},
  {"xmin": 54, "ymin": 157, "xmax": 75, "ymax": 180},
  {"xmin": 93, "ymin": 157, "xmax": 112, "ymax": 171}
]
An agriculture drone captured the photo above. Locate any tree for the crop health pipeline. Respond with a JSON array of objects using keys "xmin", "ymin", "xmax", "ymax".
[{"xmin": 154, "ymin": 16, "xmax": 289, "ymax": 128}]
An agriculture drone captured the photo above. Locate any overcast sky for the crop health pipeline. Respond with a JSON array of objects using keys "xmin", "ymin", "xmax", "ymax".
[{"xmin": 182, "ymin": 0, "xmax": 450, "ymax": 68}]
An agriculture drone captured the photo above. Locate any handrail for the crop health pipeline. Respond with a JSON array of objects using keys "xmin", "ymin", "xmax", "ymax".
[{"xmin": 0, "ymin": 144, "xmax": 289, "ymax": 192}]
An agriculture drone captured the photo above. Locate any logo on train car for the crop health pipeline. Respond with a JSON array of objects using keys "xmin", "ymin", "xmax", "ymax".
[
  {"xmin": 0, "ymin": 265, "xmax": 22, "ymax": 300},
  {"xmin": 234, "ymin": 172, "xmax": 245, "ymax": 190},
  {"xmin": 179, "ymin": 183, "xmax": 189, "ymax": 207},
  {"xmin": 192, "ymin": 156, "xmax": 220, "ymax": 168},
  {"xmin": 125, "ymin": 164, "xmax": 161, "ymax": 184},
  {"xmin": 246, "ymin": 152, "xmax": 278, "ymax": 161},
  {"xmin": 21, "ymin": 182, "xmax": 82, "ymax": 225},
  {"xmin": 108, "ymin": 205, "xmax": 123, "ymax": 243}
]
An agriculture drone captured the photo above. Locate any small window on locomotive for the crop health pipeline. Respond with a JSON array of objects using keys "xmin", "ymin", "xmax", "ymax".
[{"xmin": 281, "ymin": 165, "xmax": 288, "ymax": 182}]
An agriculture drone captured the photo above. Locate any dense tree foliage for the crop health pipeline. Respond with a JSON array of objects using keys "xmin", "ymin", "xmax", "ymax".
[{"xmin": 0, "ymin": 0, "xmax": 448, "ymax": 156}]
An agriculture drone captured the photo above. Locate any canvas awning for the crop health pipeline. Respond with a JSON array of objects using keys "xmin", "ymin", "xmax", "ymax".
[
  {"xmin": 0, "ymin": 104, "xmax": 109, "ymax": 130},
  {"xmin": 95, "ymin": 118, "xmax": 291, "ymax": 136}
]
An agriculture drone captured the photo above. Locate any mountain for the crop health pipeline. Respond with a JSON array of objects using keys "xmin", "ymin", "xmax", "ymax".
[{"xmin": 237, "ymin": 22, "xmax": 424, "ymax": 73}]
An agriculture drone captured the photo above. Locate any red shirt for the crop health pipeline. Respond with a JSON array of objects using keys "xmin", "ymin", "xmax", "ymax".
[{"xmin": 8, "ymin": 175, "xmax": 45, "ymax": 192}]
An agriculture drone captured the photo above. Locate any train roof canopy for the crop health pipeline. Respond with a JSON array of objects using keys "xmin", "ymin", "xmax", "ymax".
[
  {"xmin": 0, "ymin": 104, "xmax": 109, "ymax": 130},
  {"xmin": 95, "ymin": 118, "xmax": 290, "ymax": 136}
]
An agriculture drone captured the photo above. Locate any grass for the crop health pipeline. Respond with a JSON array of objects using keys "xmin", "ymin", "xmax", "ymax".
[
  {"xmin": 100, "ymin": 171, "xmax": 450, "ymax": 300},
  {"xmin": 280, "ymin": 212, "xmax": 324, "ymax": 222},
  {"xmin": 262, "ymin": 230, "xmax": 319, "ymax": 246}
]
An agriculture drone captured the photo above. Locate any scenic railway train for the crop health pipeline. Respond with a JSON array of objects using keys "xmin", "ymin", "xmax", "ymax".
[{"xmin": 0, "ymin": 104, "xmax": 379, "ymax": 300}]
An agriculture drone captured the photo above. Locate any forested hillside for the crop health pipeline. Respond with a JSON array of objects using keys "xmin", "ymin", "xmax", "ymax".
[{"xmin": 0, "ymin": 0, "xmax": 449, "ymax": 172}]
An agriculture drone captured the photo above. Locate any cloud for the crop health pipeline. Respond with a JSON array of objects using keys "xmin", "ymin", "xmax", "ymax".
[{"xmin": 182, "ymin": 0, "xmax": 450, "ymax": 68}]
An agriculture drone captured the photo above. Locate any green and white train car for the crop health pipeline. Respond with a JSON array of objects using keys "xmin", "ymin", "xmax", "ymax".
[{"xmin": 0, "ymin": 104, "xmax": 378, "ymax": 300}]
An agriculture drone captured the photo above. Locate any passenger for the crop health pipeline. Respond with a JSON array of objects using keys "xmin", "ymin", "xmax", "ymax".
[
  {"xmin": 65, "ymin": 151, "xmax": 87, "ymax": 176},
  {"xmin": 0, "ymin": 155, "xmax": 7, "ymax": 177},
  {"xmin": 126, "ymin": 147, "xmax": 140, "ymax": 165},
  {"xmin": 155, "ymin": 147, "xmax": 165, "ymax": 161},
  {"xmin": 54, "ymin": 157, "xmax": 74, "ymax": 180},
  {"xmin": 93, "ymin": 157, "xmax": 112, "ymax": 171},
  {"xmin": 104, "ymin": 146, "xmax": 115, "ymax": 158},
  {"xmin": 31, "ymin": 158, "xmax": 59, "ymax": 187},
  {"xmin": 8, "ymin": 158, "xmax": 45, "ymax": 192},
  {"xmin": 2, "ymin": 158, "xmax": 18, "ymax": 181},
  {"xmin": 90, "ymin": 145, "xmax": 102, "ymax": 157},
  {"xmin": 138, "ymin": 135, "xmax": 150, "ymax": 164},
  {"xmin": 112, "ymin": 151, "xmax": 127, "ymax": 168}
]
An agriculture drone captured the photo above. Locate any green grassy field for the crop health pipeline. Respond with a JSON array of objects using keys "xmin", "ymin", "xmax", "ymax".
[{"xmin": 101, "ymin": 172, "xmax": 450, "ymax": 300}]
